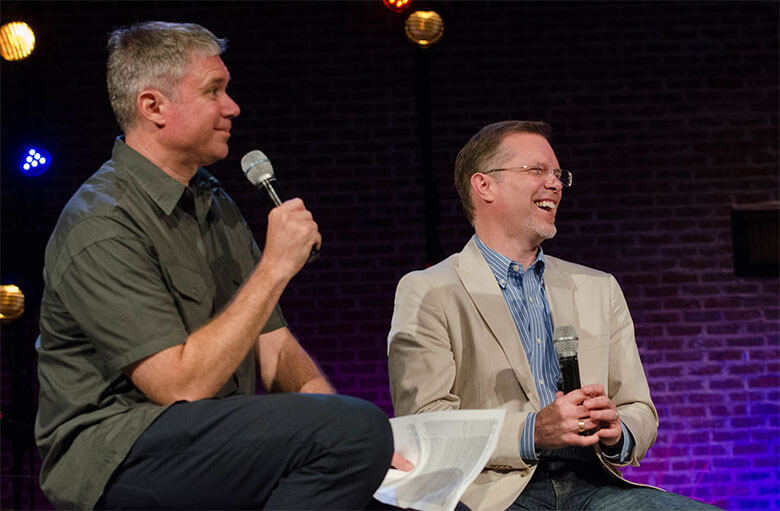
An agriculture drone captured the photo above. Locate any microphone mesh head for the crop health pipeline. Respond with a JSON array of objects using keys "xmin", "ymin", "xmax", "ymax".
[
  {"xmin": 553, "ymin": 325, "xmax": 578, "ymax": 358},
  {"xmin": 241, "ymin": 150, "xmax": 274, "ymax": 185}
]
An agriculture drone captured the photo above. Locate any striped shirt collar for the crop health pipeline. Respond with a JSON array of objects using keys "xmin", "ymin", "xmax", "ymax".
[{"xmin": 473, "ymin": 234, "xmax": 546, "ymax": 289}]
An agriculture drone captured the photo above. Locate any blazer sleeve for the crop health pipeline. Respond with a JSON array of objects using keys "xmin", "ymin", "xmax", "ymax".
[
  {"xmin": 601, "ymin": 274, "xmax": 659, "ymax": 467},
  {"xmin": 388, "ymin": 269, "xmax": 538, "ymax": 471},
  {"xmin": 388, "ymin": 271, "xmax": 461, "ymax": 415}
]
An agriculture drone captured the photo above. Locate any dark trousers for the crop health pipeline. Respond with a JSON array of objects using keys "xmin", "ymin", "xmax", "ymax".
[{"xmin": 97, "ymin": 393, "xmax": 394, "ymax": 510}]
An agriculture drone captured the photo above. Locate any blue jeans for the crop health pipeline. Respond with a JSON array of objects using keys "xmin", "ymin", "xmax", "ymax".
[{"xmin": 508, "ymin": 458, "xmax": 721, "ymax": 511}]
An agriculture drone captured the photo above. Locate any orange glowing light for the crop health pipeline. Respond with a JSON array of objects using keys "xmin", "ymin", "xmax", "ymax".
[
  {"xmin": 0, "ymin": 21, "xmax": 35, "ymax": 61},
  {"xmin": 0, "ymin": 284, "xmax": 25, "ymax": 322},
  {"xmin": 383, "ymin": 0, "xmax": 411, "ymax": 13},
  {"xmin": 405, "ymin": 10, "xmax": 444, "ymax": 48}
]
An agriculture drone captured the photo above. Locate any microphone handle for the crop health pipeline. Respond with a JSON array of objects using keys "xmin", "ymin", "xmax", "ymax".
[
  {"xmin": 258, "ymin": 177, "xmax": 283, "ymax": 207},
  {"xmin": 558, "ymin": 355, "xmax": 581, "ymax": 394},
  {"xmin": 257, "ymin": 177, "xmax": 319, "ymax": 263},
  {"xmin": 558, "ymin": 354, "xmax": 597, "ymax": 436}
]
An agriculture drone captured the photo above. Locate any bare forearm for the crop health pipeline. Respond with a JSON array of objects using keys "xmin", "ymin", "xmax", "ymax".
[
  {"xmin": 265, "ymin": 332, "xmax": 334, "ymax": 393},
  {"xmin": 186, "ymin": 264, "xmax": 291, "ymax": 388},
  {"xmin": 298, "ymin": 376, "xmax": 335, "ymax": 394},
  {"xmin": 128, "ymin": 259, "xmax": 291, "ymax": 404},
  {"xmin": 127, "ymin": 199, "xmax": 322, "ymax": 405}
]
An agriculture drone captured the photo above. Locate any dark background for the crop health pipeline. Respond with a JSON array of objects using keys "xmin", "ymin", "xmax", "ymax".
[{"xmin": 1, "ymin": 1, "xmax": 778, "ymax": 509}]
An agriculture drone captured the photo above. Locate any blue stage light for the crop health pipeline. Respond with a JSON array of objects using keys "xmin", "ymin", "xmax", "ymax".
[{"xmin": 19, "ymin": 146, "xmax": 51, "ymax": 176}]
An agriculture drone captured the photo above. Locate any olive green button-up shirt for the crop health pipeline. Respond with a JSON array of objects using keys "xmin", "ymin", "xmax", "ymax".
[{"xmin": 35, "ymin": 137, "xmax": 285, "ymax": 509}]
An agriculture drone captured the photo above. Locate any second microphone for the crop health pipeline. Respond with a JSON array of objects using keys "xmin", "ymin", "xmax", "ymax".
[{"xmin": 241, "ymin": 149, "xmax": 319, "ymax": 264}]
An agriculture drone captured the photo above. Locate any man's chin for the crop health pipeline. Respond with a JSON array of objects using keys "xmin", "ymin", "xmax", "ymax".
[
  {"xmin": 531, "ymin": 221, "xmax": 557, "ymax": 241},
  {"xmin": 201, "ymin": 147, "xmax": 230, "ymax": 167}
]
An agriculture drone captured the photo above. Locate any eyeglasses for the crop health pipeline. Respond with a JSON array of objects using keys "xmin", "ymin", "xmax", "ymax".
[{"xmin": 482, "ymin": 165, "xmax": 573, "ymax": 187}]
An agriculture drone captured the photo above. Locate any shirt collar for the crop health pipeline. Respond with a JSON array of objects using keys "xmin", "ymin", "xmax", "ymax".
[
  {"xmin": 473, "ymin": 234, "xmax": 546, "ymax": 289},
  {"xmin": 111, "ymin": 137, "xmax": 219, "ymax": 215}
]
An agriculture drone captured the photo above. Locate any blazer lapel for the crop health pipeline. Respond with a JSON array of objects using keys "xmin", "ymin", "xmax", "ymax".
[
  {"xmin": 455, "ymin": 238, "xmax": 540, "ymax": 409},
  {"xmin": 543, "ymin": 256, "xmax": 578, "ymax": 334}
]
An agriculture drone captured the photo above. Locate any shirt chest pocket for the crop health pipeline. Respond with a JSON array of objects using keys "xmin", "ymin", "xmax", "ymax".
[{"xmin": 161, "ymin": 262, "xmax": 215, "ymax": 331}]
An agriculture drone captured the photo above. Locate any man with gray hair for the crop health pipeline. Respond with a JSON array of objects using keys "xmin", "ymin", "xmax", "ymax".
[{"xmin": 35, "ymin": 21, "xmax": 394, "ymax": 509}]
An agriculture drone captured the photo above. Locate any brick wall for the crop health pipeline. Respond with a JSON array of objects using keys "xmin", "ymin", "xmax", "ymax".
[{"xmin": 1, "ymin": 1, "xmax": 777, "ymax": 510}]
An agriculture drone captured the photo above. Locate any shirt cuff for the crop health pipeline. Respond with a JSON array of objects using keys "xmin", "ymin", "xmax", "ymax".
[
  {"xmin": 521, "ymin": 412, "xmax": 541, "ymax": 462},
  {"xmin": 601, "ymin": 421, "xmax": 635, "ymax": 463}
]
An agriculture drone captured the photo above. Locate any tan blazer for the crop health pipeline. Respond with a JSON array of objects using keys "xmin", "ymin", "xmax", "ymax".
[{"xmin": 388, "ymin": 237, "xmax": 658, "ymax": 511}]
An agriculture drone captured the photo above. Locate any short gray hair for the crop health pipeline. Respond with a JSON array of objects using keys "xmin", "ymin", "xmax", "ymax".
[{"xmin": 107, "ymin": 21, "xmax": 226, "ymax": 132}]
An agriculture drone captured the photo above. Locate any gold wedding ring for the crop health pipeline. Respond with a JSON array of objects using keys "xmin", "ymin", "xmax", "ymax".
[{"xmin": 577, "ymin": 419, "xmax": 585, "ymax": 432}]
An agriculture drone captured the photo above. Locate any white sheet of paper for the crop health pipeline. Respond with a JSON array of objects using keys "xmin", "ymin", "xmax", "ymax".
[{"xmin": 373, "ymin": 409, "xmax": 506, "ymax": 511}]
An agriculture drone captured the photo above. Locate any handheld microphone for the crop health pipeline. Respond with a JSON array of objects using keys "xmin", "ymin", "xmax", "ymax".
[
  {"xmin": 554, "ymin": 325, "xmax": 595, "ymax": 435},
  {"xmin": 241, "ymin": 150, "xmax": 319, "ymax": 263},
  {"xmin": 553, "ymin": 325, "xmax": 580, "ymax": 394}
]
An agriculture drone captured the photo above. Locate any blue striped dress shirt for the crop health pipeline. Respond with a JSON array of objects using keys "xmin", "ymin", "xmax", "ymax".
[{"xmin": 474, "ymin": 235, "xmax": 633, "ymax": 463}]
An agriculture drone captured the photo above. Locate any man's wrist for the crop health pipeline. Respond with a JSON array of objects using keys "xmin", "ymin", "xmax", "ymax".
[
  {"xmin": 599, "ymin": 437, "xmax": 623, "ymax": 456},
  {"xmin": 520, "ymin": 412, "xmax": 540, "ymax": 462},
  {"xmin": 601, "ymin": 421, "xmax": 635, "ymax": 462}
]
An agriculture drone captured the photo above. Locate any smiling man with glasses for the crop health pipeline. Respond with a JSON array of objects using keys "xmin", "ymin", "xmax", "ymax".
[{"xmin": 387, "ymin": 121, "xmax": 719, "ymax": 510}]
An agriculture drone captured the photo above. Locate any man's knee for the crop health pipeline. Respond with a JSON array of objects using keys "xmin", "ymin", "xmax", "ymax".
[
  {"xmin": 318, "ymin": 395, "xmax": 393, "ymax": 468},
  {"xmin": 594, "ymin": 486, "xmax": 720, "ymax": 511}
]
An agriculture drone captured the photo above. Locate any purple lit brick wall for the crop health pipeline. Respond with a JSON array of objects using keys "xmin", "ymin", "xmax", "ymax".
[{"xmin": 2, "ymin": 2, "xmax": 777, "ymax": 510}]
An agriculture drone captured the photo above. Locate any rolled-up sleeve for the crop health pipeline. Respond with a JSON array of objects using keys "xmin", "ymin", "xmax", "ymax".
[{"xmin": 51, "ymin": 233, "xmax": 190, "ymax": 372}]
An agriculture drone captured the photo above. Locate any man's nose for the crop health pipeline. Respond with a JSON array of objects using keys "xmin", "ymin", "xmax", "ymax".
[
  {"xmin": 224, "ymin": 94, "xmax": 241, "ymax": 118},
  {"xmin": 544, "ymin": 169, "xmax": 562, "ymax": 191}
]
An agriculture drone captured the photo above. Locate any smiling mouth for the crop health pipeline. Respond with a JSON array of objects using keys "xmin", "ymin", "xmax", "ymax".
[{"xmin": 535, "ymin": 200, "xmax": 556, "ymax": 211}]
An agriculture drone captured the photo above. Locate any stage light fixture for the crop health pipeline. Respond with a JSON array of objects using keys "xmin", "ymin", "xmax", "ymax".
[
  {"xmin": 404, "ymin": 10, "xmax": 444, "ymax": 48},
  {"xmin": 0, "ymin": 21, "xmax": 36, "ymax": 61},
  {"xmin": 20, "ymin": 146, "xmax": 52, "ymax": 177},
  {"xmin": 383, "ymin": 0, "xmax": 411, "ymax": 13},
  {"xmin": 0, "ymin": 284, "xmax": 25, "ymax": 322}
]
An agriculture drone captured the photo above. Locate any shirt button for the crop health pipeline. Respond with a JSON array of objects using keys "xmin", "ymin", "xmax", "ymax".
[
  {"xmin": 528, "ymin": 296, "xmax": 534, "ymax": 303},
  {"xmin": 536, "ymin": 337, "xmax": 542, "ymax": 344},
  {"xmin": 499, "ymin": 279, "xmax": 507, "ymax": 288},
  {"xmin": 512, "ymin": 264, "xmax": 520, "ymax": 272},
  {"xmin": 539, "ymin": 380, "xmax": 545, "ymax": 386}
]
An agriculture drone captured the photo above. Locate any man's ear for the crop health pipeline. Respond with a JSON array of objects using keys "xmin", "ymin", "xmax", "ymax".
[
  {"xmin": 136, "ymin": 89, "xmax": 167, "ymax": 128},
  {"xmin": 470, "ymin": 172, "xmax": 496, "ymax": 205}
]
